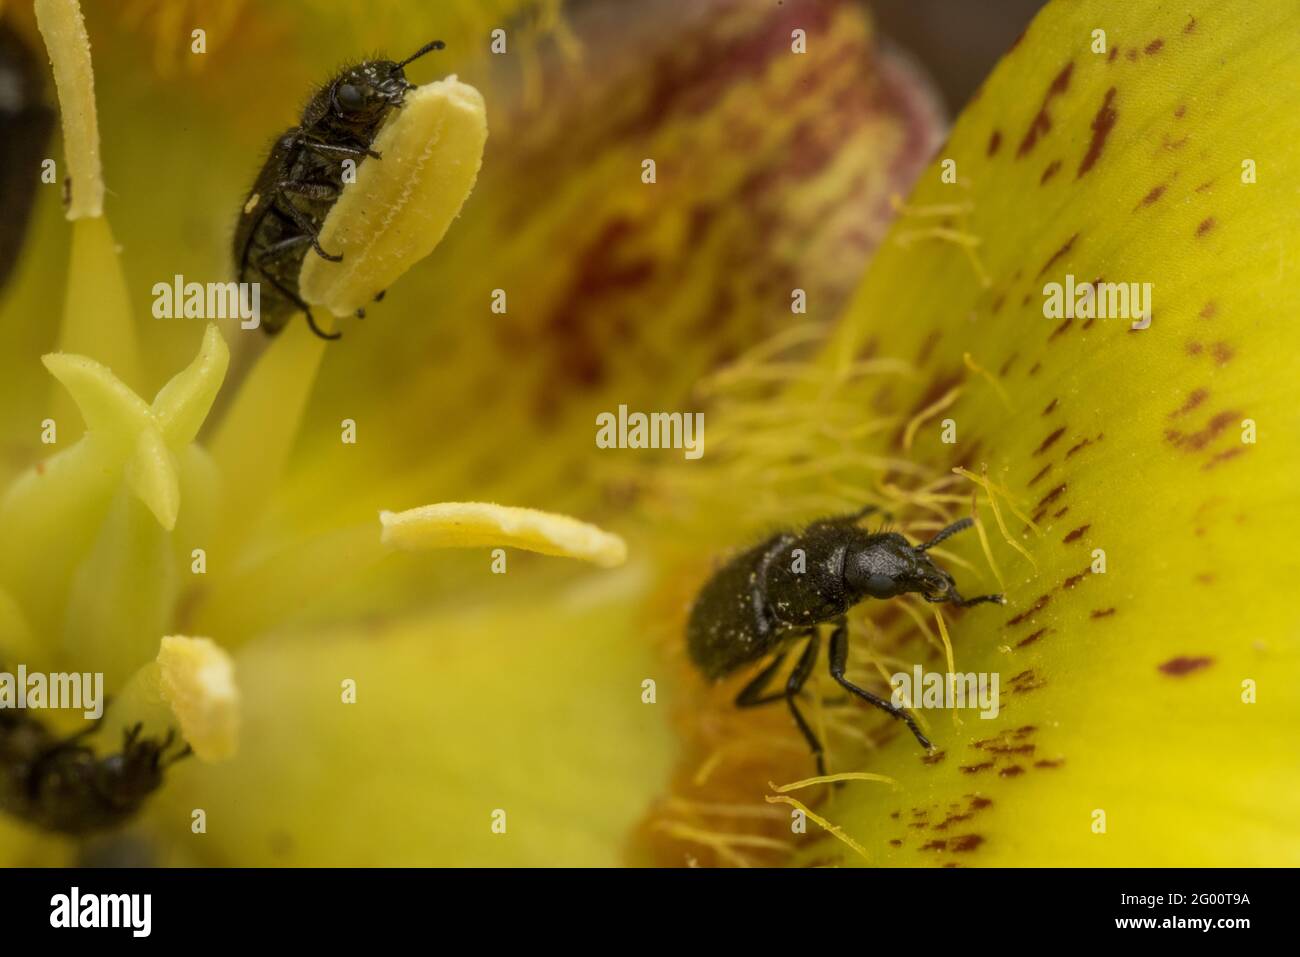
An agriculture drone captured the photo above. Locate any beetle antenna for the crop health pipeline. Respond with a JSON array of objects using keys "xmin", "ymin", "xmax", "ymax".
[
  {"xmin": 398, "ymin": 39, "xmax": 445, "ymax": 67},
  {"xmin": 917, "ymin": 516, "xmax": 974, "ymax": 551}
]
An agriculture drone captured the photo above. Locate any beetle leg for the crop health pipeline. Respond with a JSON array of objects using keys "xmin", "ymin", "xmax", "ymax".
[
  {"xmin": 734, "ymin": 650, "xmax": 791, "ymax": 708},
  {"xmin": 924, "ymin": 581, "xmax": 1005, "ymax": 606},
  {"xmin": 782, "ymin": 632, "xmax": 826, "ymax": 777},
  {"xmin": 828, "ymin": 617, "xmax": 934, "ymax": 751},
  {"xmin": 252, "ymin": 260, "xmax": 341, "ymax": 340},
  {"xmin": 949, "ymin": 590, "xmax": 1006, "ymax": 607},
  {"xmin": 277, "ymin": 179, "xmax": 341, "ymax": 202},
  {"xmin": 734, "ymin": 632, "xmax": 826, "ymax": 775},
  {"xmin": 294, "ymin": 136, "xmax": 381, "ymax": 161},
  {"xmin": 256, "ymin": 232, "xmax": 313, "ymax": 265},
  {"xmin": 271, "ymin": 182, "xmax": 343, "ymax": 261}
]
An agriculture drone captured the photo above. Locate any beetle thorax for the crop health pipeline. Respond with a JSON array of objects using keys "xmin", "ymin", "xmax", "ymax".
[{"xmin": 763, "ymin": 535, "xmax": 850, "ymax": 626}]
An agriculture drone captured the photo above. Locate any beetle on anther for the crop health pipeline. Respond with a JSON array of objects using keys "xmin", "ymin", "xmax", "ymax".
[
  {"xmin": 233, "ymin": 40, "xmax": 445, "ymax": 340},
  {"xmin": 686, "ymin": 506, "xmax": 1005, "ymax": 775}
]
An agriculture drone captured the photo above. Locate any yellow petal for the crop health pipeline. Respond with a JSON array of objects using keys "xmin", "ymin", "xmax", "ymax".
[
  {"xmin": 662, "ymin": 0, "xmax": 1300, "ymax": 867},
  {"xmin": 380, "ymin": 502, "xmax": 627, "ymax": 568},
  {"xmin": 153, "ymin": 595, "xmax": 671, "ymax": 865},
  {"xmin": 299, "ymin": 77, "xmax": 488, "ymax": 318}
]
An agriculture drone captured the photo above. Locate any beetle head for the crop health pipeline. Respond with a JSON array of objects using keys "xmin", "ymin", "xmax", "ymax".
[
  {"xmin": 93, "ymin": 725, "xmax": 186, "ymax": 809},
  {"xmin": 843, "ymin": 532, "xmax": 959, "ymax": 603},
  {"xmin": 331, "ymin": 41, "xmax": 445, "ymax": 123}
]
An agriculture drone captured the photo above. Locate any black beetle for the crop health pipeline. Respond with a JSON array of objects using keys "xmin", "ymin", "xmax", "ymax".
[
  {"xmin": 686, "ymin": 507, "xmax": 1004, "ymax": 774},
  {"xmin": 1, "ymin": 707, "xmax": 190, "ymax": 836},
  {"xmin": 233, "ymin": 40, "xmax": 444, "ymax": 340}
]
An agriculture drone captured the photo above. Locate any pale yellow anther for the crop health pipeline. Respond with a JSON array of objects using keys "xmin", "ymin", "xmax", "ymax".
[
  {"xmin": 300, "ymin": 76, "xmax": 488, "ymax": 317},
  {"xmin": 40, "ymin": 325, "xmax": 229, "ymax": 530},
  {"xmin": 380, "ymin": 502, "xmax": 628, "ymax": 568},
  {"xmin": 157, "ymin": 636, "xmax": 239, "ymax": 763},
  {"xmin": 34, "ymin": 0, "xmax": 104, "ymax": 219}
]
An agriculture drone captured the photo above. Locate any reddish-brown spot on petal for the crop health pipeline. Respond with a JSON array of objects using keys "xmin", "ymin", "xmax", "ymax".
[
  {"xmin": 916, "ymin": 328, "xmax": 942, "ymax": 364},
  {"xmin": 1170, "ymin": 387, "xmax": 1209, "ymax": 419},
  {"xmin": 1174, "ymin": 104, "xmax": 1186, "ymax": 118},
  {"xmin": 1040, "ymin": 159, "xmax": 1061, "ymax": 185},
  {"xmin": 951, "ymin": 834, "xmax": 985, "ymax": 852},
  {"xmin": 1042, "ymin": 398, "xmax": 1058, "ymax": 416},
  {"xmin": 1135, "ymin": 184, "xmax": 1166, "ymax": 209},
  {"xmin": 921, "ymin": 750, "xmax": 947, "ymax": 765},
  {"xmin": 1035, "ymin": 759, "xmax": 1064, "ymax": 769},
  {"xmin": 1126, "ymin": 48, "xmax": 1138, "ymax": 62},
  {"xmin": 1211, "ymin": 341, "xmax": 1234, "ymax": 365},
  {"xmin": 1090, "ymin": 607, "xmax": 1116, "ymax": 619},
  {"xmin": 1035, "ymin": 232, "xmax": 1078, "ymax": 278},
  {"xmin": 1007, "ymin": 594, "xmax": 1051, "ymax": 627},
  {"xmin": 1061, "ymin": 567, "xmax": 1090, "ymax": 589},
  {"xmin": 1187, "ymin": 341, "xmax": 1204, "ymax": 356},
  {"xmin": 1028, "ymin": 360, "xmax": 1041, "ymax": 376},
  {"xmin": 920, "ymin": 840, "xmax": 948, "ymax": 851},
  {"xmin": 1017, "ymin": 627, "xmax": 1050, "ymax": 648},
  {"xmin": 1062, "ymin": 524, "xmax": 1089, "ymax": 544},
  {"xmin": 1078, "ymin": 88, "xmax": 1118, "ymax": 178},
  {"xmin": 1196, "ymin": 217, "xmax": 1216, "ymax": 237},
  {"xmin": 1184, "ymin": 16, "xmax": 1197, "ymax": 33},
  {"xmin": 1048, "ymin": 318, "xmax": 1073, "ymax": 342},
  {"xmin": 1199, "ymin": 301, "xmax": 1217, "ymax": 319},
  {"xmin": 1017, "ymin": 61, "xmax": 1074, "ymax": 157},
  {"xmin": 1034, "ymin": 427, "xmax": 1066, "ymax": 455},
  {"xmin": 1158, "ymin": 655, "xmax": 1213, "ymax": 676},
  {"xmin": 1053, "ymin": 506, "xmax": 1069, "ymax": 518},
  {"xmin": 1107, "ymin": 46, "xmax": 1118, "ymax": 63},
  {"xmin": 1203, "ymin": 447, "xmax": 1246, "ymax": 470},
  {"xmin": 1036, "ymin": 483, "xmax": 1067, "ymax": 508},
  {"xmin": 1027, "ymin": 463, "xmax": 1052, "ymax": 487},
  {"xmin": 959, "ymin": 761, "xmax": 995, "ymax": 775},
  {"xmin": 1009, "ymin": 669, "xmax": 1044, "ymax": 693},
  {"xmin": 1165, "ymin": 410, "xmax": 1240, "ymax": 452},
  {"xmin": 1145, "ymin": 38, "xmax": 1164, "ymax": 54},
  {"xmin": 998, "ymin": 765, "xmax": 1025, "ymax": 778},
  {"xmin": 987, "ymin": 129, "xmax": 1002, "ymax": 156}
]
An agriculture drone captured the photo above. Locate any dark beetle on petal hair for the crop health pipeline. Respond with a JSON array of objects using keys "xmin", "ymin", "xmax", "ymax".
[{"xmin": 686, "ymin": 506, "xmax": 1004, "ymax": 774}]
